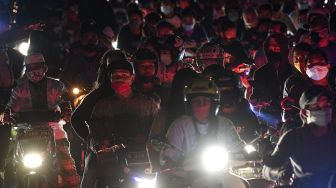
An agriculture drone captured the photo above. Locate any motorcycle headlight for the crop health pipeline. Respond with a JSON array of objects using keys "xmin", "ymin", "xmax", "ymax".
[
  {"xmin": 202, "ymin": 146, "xmax": 229, "ymax": 173},
  {"xmin": 72, "ymin": 87, "xmax": 80, "ymax": 95},
  {"xmin": 134, "ymin": 176, "xmax": 156, "ymax": 188},
  {"xmin": 23, "ymin": 153, "xmax": 43, "ymax": 169}
]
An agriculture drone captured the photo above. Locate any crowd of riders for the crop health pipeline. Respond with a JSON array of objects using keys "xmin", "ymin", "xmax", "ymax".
[{"xmin": 1, "ymin": 0, "xmax": 336, "ymax": 187}]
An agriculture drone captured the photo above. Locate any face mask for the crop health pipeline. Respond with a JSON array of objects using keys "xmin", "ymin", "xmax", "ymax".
[
  {"xmin": 228, "ymin": 11, "xmax": 239, "ymax": 22},
  {"xmin": 160, "ymin": 54, "xmax": 173, "ymax": 66},
  {"xmin": 245, "ymin": 21, "xmax": 257, "ymax": 29},
  {"xmin": 26, "ymin": 69, "xmax": 46, "ymax": 83},
  {"xmin": 111, "ymin": 82, "xmax": 131, "ymax": 94},
  {"xmin": 193, "ymin": 105, "xmax": 210, "ymax": 123},
  {"xmin": 298, "ymin": 2, "xmax": 309, "ymax": 10},
  {"xmin": 161, "ymin": 6, "xmax": 173, "ymax": 15},
  {"xmin": 84, "ymin": 44, "xmax": 97, "ymax": 52},
  {"xmin": 267, "ymin": 51, "xmax": 282, "ymax": 63},
  {"xmin": 272, "ymin": 3, "xmax": 282, "ymax": 12},
  {"xmin": 307, "ymin": 107, "xmax": 332, "ymax": 127},
  {"xmin": 310, "ymin": 31, "xmax": 321, "ymax": 43},
  {"xmin": 182, "ymin": 22, "xmax": 195, "ymax": 32},
  {"xmin": 129, "ymin": 19, "xmax": 141, "ymax": 28},
  {"xmin": 306, "ymin": 65, "xmax": 329, "ymax": 80}
]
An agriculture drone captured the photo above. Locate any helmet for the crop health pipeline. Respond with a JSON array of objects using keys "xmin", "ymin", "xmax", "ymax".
[
  {"xmin": 24, "ymin": 53, "xmax": 46, "ymax": 66},
  {"xmin": 133, "ymin": 48, "xmax": 159, "ymax": 83},
  {"xmin": 203, "ymin": 65, "xmax": 242, "ymax": 106},
  {"xmin": 203, "ymin": 64, "xmax": 241, "ymax": 89},
  {"xmin": 196, "ymin": 42, "xmax": 225, "ymax": 70},
  {"xmin": 106, "ymin": 59, "xmax": 135, "ymax": 76},
  {"xmin": 159, "ymin": 34, "xmax": 185, "ymax": 66},
  {"xmin": 184, "ymin": 77, "xmax": 220, "ymax": 116},
  {"xmin": 133, "ymin": 48, "xmax": 158, "ymax": 74},
  {"xmin": 81, "ymin": 19, "xmax": 99, "ymax": 35}
]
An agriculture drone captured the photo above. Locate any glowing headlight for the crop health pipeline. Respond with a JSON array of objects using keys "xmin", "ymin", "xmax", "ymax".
[
  {"xmin": 72, "ymin": 87, "xmax": 80, "ymax": 95},
  {"xmin": 23, "ymin": 153, "xmax": 43, "ymax": 169},
  {"xmin": 244, "ymin": 145, "xmax": 257, "ymax": 154},
  {"xmin": 202, "ymin": 146, "xmax": 229, "ymax": 173},
  {"xmin": 18, "ymin": 42, "xmax": 29, "ymax": 56},
  {"xmin": 134, "ymin": 176, "xmax": 156, "ymax": 188}
]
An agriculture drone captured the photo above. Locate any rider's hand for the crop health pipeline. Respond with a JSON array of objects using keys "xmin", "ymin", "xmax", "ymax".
[
  {"xmin": 0, "ymin": 111, "xmax": 11, "ymax": 125},
  {"xmin": 232, "ymin": 63, "xmax": 248, "ymax": 74},
  {"xmin": 240, "ymin": 75, "xmax": 251, "ymax": 88}
]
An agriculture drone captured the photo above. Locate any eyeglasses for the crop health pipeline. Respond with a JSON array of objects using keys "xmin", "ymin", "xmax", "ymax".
[{"xmin": 191, "ymin": 97, "xmax": 211, "ymax": 106}]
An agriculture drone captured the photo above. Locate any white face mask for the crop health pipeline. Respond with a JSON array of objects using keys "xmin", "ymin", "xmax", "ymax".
[
  {"xmin": 182, "ymin": 21, "xmax": 195, "ymax": 32},
  {"xmin": 306, "ymin": 107, "xmax": 332, "ymax": 127},
  {"xmin": 306, "ymin": 65, "xmax": 329, "ymax": 80},
  {"xmin": 161, "ymin": 6, "xmax": 173, "ymax": 15}
]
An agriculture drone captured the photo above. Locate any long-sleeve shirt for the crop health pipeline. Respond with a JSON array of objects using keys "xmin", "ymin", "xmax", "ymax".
[
  {"xmin": 263, "ymin": 124, "xmax": 336, "ymax": 188},
  {"xmin": 161, "ymin": 115, "xmax": 244, "ymax": 163}
]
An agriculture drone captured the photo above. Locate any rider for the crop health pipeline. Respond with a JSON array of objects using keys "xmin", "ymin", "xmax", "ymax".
[
  {"xmin": 81, "ymin": 58, "xmax": 159, "ymax": 187},
  {"xmin": 4, "ymin": 53, "xmax": 80, "ymax": 187},
  {"xmin": 263, "ymin": 85, "xmax": 336, "ymax": 188},
  {"xmin": 157, "ymin": 34, "xmax": 185, "ymax": 87},
  {"xmin": 203, "ymin": 64, "xmax": 263, "ymax": 143},
  {"xmin": 160, "ymin": 76, "xmax": 245, "ymax": 187},
  {"xmin": 195, "ymin": 41, "xmax": 225, "ymax": 71},
  {"xmin": 133, "ymin": 48, "xmax": 169, "ymax": 107}
]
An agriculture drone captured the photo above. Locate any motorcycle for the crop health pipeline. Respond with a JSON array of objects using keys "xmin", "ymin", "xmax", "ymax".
[
  {"xmin": 89, "ymin": 135, "xmax": 156, "ymax": 188},
  {"xmin": 10, "ymin": 123, "xmax": 57, "ymax": 188},
  {"xmin": 152, "ymin": 136, "xmax": 265, "ymax": 188}
]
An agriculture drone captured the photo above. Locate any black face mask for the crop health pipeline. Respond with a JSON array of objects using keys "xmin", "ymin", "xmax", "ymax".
[
  {"xmin": 129, "ymin": 19, "xmax": 142, "ymax": 28},
  {"xmin": 272, "ymin": 3, "xmax": 282, "ymax": 12},
  {"xmin": 267, "ymin": 51, "xmax": 282, "ymax": 63},
  {"xmin": 84, "ymin": 44, "xmax": 97, "ymax": 52},
  {"xmin": 310, "ymin": 31, "xmax": 321, "ymax": 43},
  {"xmin": 137, "ymin": 75, "xmax": 155, "ymax": 84}
]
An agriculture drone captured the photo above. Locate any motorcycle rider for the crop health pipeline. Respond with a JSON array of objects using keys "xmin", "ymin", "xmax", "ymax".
[
  {"xmin": 263, "ymin": 85, "xmax": 336, "ymax": 188},
  {"xmin": 282, "ymin": 48, "xmax": 333, "ymax": 133},
  {"xmin": 160, "ymin": 76, "xmax": 245, "ymax": 187},
  {"xmin": 4, "ymin": 53, "xmax": 80, "ymax": 187},
  {"xmin": 195, "ymin": 41, "xmax": 225, "ymax": 71},
  {"xmin": 81, "ymin": 58, "xmax": 159, "ymax": 187},
  {"xmin": 133, "ymin": 48, "xmax": 169, "ymax": 107},
  {"xmin": 203, "ymin": 64, "xmax": 263, "ymax": 143},
  {"xmin": 158, "ymin": 34, "xmax": 185, "ymax": 87}
]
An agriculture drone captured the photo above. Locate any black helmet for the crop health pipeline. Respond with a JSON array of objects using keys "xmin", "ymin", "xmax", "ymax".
[
  {"xmin": 159, "ymin": 34, "xmax": 185, "ymax": 66},
  {"xmin": 196, "ymin": 42, "xmax": 225, "ymax": 70},
  {"xmin": 203, "ymin": 64, "xmax": 242, "ymax": 106},
  {"xmin": 184, "ymin": 77, "xmax": 220, "ymax": 116},
  {"xmin": 81, "ymin": 19, "xmax": 99, "ymax": 35},
  {"xmin": 106, "ymin": 59, "xmax": 135, "ymax": 76},
  {"xmin": 203, "ymin": 64, "xmax": 241, "ymax": 89}
]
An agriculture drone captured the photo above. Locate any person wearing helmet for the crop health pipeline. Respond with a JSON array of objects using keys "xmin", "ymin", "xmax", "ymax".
[
  {"xmin": 203, "ymin": 64, "xmax": 263, "ymax": 143},
  {"xmin": 61, "ymin": 19, "xmax": 104, "ymax": 89},
  {"xmin": 263, "ymin": 85, "xmax": 336, "ymax": 188},
  {"xmin": 81, "ymin": 58, "xmax": 159, "ymax": 187},
  {"xmin": 195, "ymin": 41, "xmax": 225, "ymax": 71},
  {"xmin": 117, "ymin": 8, "xmax": 144, "ymax": 55},
  {"xmin": 159, "ymin": 76, "xmax": 245, "ymax": 187},
  {"xmin": 71, "ymin": 49, "xmax": 126, "ymax": 141},
  {"xmin": 4, "ymin": 53, "xmax": 80, "ymax": 187},
  {"xmin": 158, "ymin": 34, "xmax": 185, "ymax": 86},
  {"xmin": 133, "ymin": 48, "xmax": 169, "ymax": 107}
]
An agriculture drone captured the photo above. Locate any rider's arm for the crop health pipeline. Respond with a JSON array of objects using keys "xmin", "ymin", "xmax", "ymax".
[
  {"xmin": 71, "ymin": 89, "xmax": 102, "ymax": 140},
  {"xmin": 218, "ymin": 116, "xmax": 245, "ymax": 152},
  {"xmin": 262, "ymin": 130, "xmax": 296, "ymax": 180},
  {"xmin": 160, "ymin": 118, "xmax": 185, "ymax": 166}
]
